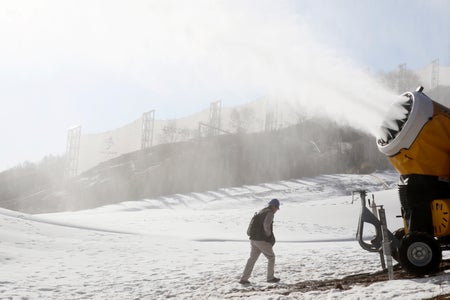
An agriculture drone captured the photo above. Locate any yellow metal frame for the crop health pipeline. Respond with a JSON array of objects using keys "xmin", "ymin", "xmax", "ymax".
[
  {"xmin": 388, "ymin": 102, "xmax": 450, "ymax": 177},
  {"xmin": 431, "ymin": 199, "xmax": 450, "ymax": 237}
]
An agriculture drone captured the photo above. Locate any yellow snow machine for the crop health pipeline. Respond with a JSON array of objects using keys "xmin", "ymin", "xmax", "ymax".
[{"xmin": 357, "ymin": 86, "xmax": 450, "ymax": 276}]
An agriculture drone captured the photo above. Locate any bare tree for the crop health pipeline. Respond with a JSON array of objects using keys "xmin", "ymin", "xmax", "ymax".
[
  {"xmin": 379, "ymin": 67, "xmax": 421, "ymax": 93},
  {"xmin": 230, "ymin": 107, "xmax": 255, "ymax": 134},
  {"xmin": 160, "ymin": 121, "xmax": 178, "ymax": 144}
]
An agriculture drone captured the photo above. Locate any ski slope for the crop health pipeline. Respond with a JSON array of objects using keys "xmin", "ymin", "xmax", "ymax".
[{"xmin": 2, "ymin": 171, "xmax": 450, "ymax": 299}]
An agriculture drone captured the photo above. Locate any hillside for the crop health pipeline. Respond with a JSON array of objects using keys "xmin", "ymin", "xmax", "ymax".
[{"xmin": 0, "ymin": 117, "xmax": 392, "ymax": 213}]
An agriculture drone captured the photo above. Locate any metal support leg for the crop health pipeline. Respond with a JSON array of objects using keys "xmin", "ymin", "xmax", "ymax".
[{"xmin": 379, "ymin": 206, "xmax": 394, "ymax": 280}]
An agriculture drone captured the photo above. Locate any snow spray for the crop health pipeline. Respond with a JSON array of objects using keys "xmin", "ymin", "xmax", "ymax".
[{"xmin": 376, "ymin": 86, "xmax": 450, "ymax": 177}]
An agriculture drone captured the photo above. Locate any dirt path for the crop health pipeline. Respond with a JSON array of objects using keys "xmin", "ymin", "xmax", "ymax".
[{"xmin": 241, "ymin": 259, "xmax": 450, "ymax": 297}]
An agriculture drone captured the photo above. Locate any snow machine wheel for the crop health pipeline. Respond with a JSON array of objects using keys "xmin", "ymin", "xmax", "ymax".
[
  {"xmin": 391, "ymin": 228, "xmax": 405, "ymax": 262},
  {"xmin": 393, "ymin": 228, "xmax": 405, "ymax": 241},
  {"xmin": 398, "ymin": 232, "xmax": 442, "ymax": 276}
]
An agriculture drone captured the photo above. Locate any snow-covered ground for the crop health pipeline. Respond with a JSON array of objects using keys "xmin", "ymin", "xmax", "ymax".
[{"xmin": 2, "ymin": 171, "xmax": 450, "ymax": 299}]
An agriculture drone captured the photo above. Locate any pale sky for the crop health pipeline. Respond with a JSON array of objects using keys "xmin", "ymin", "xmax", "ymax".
[{"xmin": 0, "ymin": 0, "xmax": 449, "ymax": 171}]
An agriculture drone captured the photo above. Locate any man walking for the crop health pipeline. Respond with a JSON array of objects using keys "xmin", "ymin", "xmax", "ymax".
[{"xmin": 239, "ymin": 199, "xmax": 280, "ymax": 284}]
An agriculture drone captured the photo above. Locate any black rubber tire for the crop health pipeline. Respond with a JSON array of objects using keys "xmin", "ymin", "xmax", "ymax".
[
  {"xmin": 391, "ymin": 228, "xmax": 405, "ymax": 262},
  {"xmin": 393, "ymin": 228, "xmax": 406, "ymax": 241},
  {"xmin": 398, "ymin": 232, "xmax": 442, "ymax": 276}
]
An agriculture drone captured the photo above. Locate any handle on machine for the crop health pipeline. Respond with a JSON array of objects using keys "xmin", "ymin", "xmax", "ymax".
[{"xmin": 355, "ymin": 191, "xmax": 383, "ymax": 252}]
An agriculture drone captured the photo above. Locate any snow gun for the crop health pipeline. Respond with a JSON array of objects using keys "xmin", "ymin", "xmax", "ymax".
[{"xmin": 356, "ymin": 86, "xmax": 450, "ymax": 276}]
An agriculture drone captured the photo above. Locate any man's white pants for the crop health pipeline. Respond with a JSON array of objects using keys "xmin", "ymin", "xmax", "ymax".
[{"xmin": 241, "ymin": 240, "xmax": 275, "ymax": 281}]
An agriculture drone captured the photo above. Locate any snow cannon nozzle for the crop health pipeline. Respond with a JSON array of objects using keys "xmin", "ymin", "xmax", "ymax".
[{"xmin": 376, "ymin": 87, "xmax": 450, "ymax": 177}]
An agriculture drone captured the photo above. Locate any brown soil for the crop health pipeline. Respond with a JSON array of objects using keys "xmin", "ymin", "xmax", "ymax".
[{"xmin": 240, "ymin": 259, "xmax": 450, "ymax": 297}]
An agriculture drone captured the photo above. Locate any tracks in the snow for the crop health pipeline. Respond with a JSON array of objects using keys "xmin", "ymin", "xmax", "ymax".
[{"xmin": 240, "ymin": 259, "xmax": 450, "ymax": 296}]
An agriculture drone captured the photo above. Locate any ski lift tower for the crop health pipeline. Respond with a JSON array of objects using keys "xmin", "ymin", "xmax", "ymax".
[
  {"xmin": 431, "ymin": 58, "xmax": 440, "ymax": 97},
  {"xmin": 431, "ymin": 58, "xmax": 440, "ymax": 88},
  {"xmin": 397, "ymin": 63, "xmax": 407, "ymax": 93},
  {"xmin": 265, "ymin": 99, "xmax": 278, "ymax": 132},
  {"xmin": 141, "ymin": 110, "xmax": 155, "ymax": 149},
  {"xmin": 209, "ymin": 100, "xmax": 222, "ymax": 136},
  {"xmin": 64, "ymin": 125, "xmax": 81, "ymax": 179}
]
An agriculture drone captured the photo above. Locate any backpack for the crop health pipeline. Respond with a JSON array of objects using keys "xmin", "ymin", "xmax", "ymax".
[
  {"xmin": 246, "ymin": 212, "xmax": 258, "ymax": 237},
  {"xmin": 246, "ymin": 210, "xmax": 268, "ymax": 237}
]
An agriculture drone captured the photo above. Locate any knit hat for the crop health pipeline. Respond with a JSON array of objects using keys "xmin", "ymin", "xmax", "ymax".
[{"xmin": 268, "ymin": 198, "xmax": 280, "ymax": 209}]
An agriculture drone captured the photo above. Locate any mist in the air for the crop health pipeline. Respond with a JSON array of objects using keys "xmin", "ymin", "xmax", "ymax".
[
  {"xmin": 0, "ymin": 0, "xmax": 410, "ymax": 212},
  {"xmin": 0, "ymin": 1, "xmax": 398, "ymax": 162},
  {"xmin": 140, "ymin": 0, "xmax": 399, "ymax": 136}
]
